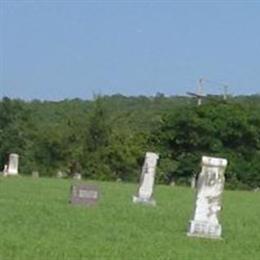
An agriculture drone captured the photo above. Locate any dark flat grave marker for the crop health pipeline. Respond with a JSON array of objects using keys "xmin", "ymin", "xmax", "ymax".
[{"xmin": 70, "ymin": 184, "xmax": 99, "ymax": 206}]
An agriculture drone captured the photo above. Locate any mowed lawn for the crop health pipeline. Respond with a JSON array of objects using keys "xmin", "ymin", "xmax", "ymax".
[{"xmin": 0, "ymin": 177, "xmax": 259, "ymax": 260}]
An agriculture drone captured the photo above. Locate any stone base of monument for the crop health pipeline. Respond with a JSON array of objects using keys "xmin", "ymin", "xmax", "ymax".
[
  {"xmin": 187, "ymin": 220, "xmax": 222, "ymax": 239},
  {"xmin": 132, "ymin": 196, "xmax": 156, "ymax": 206},
  {"xmin": 4, "ymin": 171, "xmax": 19, "ymax": 177}
]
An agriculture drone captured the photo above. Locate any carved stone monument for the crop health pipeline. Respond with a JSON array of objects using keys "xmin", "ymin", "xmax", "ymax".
[
  {"xmin": 187, "ymin": 156, "xmax": 228, "ymax": 239},
  {"xmin": 133, "ymin": 152, "xmax": 159, "ymax": 206},
  {"xmin": 70, "ymin": 184, "xmax": 99, "ymax": 206},
  {"xmin": 7, "ymin": 153, "xmax": 19, "ymax": 175}
]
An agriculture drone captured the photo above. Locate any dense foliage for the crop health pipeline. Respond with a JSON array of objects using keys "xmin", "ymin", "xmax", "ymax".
[{"xmin": 0, "ymin": 94, "xmax": 260, "ymax": 189}]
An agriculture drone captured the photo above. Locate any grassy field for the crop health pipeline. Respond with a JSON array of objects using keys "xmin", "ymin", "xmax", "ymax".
[{"xmin": 0, "ymin": 177, "xmax": 259, "ymax": 260}]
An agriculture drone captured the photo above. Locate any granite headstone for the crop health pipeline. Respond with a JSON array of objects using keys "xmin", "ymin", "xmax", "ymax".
[{"xmin": 70, "ymin": 184, "xmax": 99, "ymax": 206}]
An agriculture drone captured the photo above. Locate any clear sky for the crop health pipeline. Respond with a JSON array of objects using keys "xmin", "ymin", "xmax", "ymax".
[{"xmin": 1, "ymin": 1, "xmax": 260, "ymax": 100}]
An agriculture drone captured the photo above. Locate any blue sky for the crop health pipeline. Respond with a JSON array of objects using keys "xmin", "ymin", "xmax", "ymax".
[{"xmin": 1, "ymin": 1, "xmax": 260, "ymax": 100}]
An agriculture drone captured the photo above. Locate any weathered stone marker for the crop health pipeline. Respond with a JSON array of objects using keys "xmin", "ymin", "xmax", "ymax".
[
  {"xmin": 73, "ymin": 173, "xmax": 82, "ymax": 180},
  {"xmin": 191, "ymin": 175, "xmax": 196, "ymax": 189},
  {"xmin": 7, "ymin": 153, "xmax": 19, "ymax": 176},
  {"xmin": 187, "ymin": 156, "xmax": 228, "ymax": 239},
  {"xmin": 70, "ymin": 184, "xmax": 99, "ymax": 206},
  {"xmin": 32, "ymin": 171, "xmax": 39, "ymax": 178},
  {"xmin": 3, "ymin": 164, "xmax": 8, "ymax": 176},
  {"xmin": 56, "ymin": 170, "xmax": 65, "ymax": 178},
  {"xmin": 133, "ymin": 152, "xmax": 159, "ymax": 206}
]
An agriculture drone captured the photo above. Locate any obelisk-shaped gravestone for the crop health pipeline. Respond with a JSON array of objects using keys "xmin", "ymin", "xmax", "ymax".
[
  {"xmin": 133, "ymin": 152, "xmax": 159, "ymax": 206},
  {"xmin": 7, "ymin": 153, "xmax": 19, "ymax": 176},
  {"xmin": 187, "ymin": 156, "xmax": 228, "ymax": 239}
]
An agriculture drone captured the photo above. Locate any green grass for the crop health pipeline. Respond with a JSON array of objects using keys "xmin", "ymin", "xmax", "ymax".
[{"xmin": 0, "ymin": 177, "xmax": 260, "ymax": 260}]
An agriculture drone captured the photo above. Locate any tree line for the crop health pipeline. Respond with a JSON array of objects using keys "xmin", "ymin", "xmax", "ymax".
[{"xmin": 0, "ymin": 94, "xmax": 260, "ymax": 189}]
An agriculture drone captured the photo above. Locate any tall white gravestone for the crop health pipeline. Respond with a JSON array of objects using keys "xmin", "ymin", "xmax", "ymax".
[
  {"xmin": 7, "ymin": 153, "xmax": 19, "ymax": 175},
  {"xmin": 187, "ymin": 156, "xmax": 228, "ymax": 239},
  {"xmin": 133, "ymin": 152, "xmax": 159, "ymax": 206}
]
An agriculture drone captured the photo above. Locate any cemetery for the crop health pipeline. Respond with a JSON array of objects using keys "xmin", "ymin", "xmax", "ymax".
[
  {"xmin": 0, "ymin": 150, "xmax": 260, "ymax": 260},
  {"xmin": 1, "ymin": 2, "xmax": 260, "ymax": 260},
  {"xmin": 0, "ymin": 96, "xmax": 260, "ymax": 260},
  {"xmin": 0, "ymin": 90, "xmax": 259, "ymax": 260}
]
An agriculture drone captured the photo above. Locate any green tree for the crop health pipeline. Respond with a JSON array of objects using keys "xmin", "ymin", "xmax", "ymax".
[{"xmin": 155, "ymin": 101, "xmax": 260, "ymax": 188}]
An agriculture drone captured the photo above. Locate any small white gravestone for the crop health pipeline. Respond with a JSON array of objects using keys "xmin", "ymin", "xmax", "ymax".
[
  {"xmin": 187, "ymin": 156, "xmax": 228, "ymax": 239},
  {"xmin": 191, "ymin": 175, "xmax": 196, "ymax": 189},
  {"xmin": 133, "ymin": 152, "xmax": 159, "ymax": 206},
  {"xmin": 73, "ymin": 173, "xmax": 82, "ymax": 180},
  {"xmin": 7, "ymin": 153, "xmax": 19, "ymax": 175},
  {"xmin": 170, "ymin": 181, "xmax": 176, "ymax": 187},
  {"xmin": 56, "ymin": 170, "xmax": 64, "ymax": 178},
  {"xmin": 32, "ymin": 171, "xmax": 39, "ymax": 178},
  {"xmin": 3, "ymin": 164, "xmax": 8, "ymax": 176}
]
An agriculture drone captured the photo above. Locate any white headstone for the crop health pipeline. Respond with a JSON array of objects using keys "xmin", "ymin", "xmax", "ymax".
[
  {"xmin": 73, "ymin": 173, "xmax": 82, "ymax": 180},
  {"xmin": 32, "ymin": 171, "xmax": 39, "ymax": 178},
  {"xmin": 3, "ymin": 164, "xmax": 8, "ymax": 176},
  {"xmin": 7, "ymin": 153, "xmax": 19, "ymax": 175},
  {"xmin": 56, "ymin": 170, "xmax": 64, "ymax": 178},
  {"xmin": 191, "ymin": 175, "xmax": 196, "ymax": 189},
  {"xmin": 133, "ymin": 152, "xmax": 159, "ymax": 206},
  {"xmin": 187, "ymin": 156, "xmax": 228, "ymax": 239},
  {"xmin": 170, "ymin": 181, "xmax": 176, "ymax": 187}
]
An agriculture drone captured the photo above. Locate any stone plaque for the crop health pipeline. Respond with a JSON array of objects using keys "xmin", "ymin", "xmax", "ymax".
[
  {"xmin": 187, "ymin": 156, "xmax": 228, "ymax": 239},
  {"xmin": 70, "ymin": 184, "xmax": 99, "ymax": 206},
  {"xmin": 133, "ymin": 152, "xmax": 159, "ymax": 206}
]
